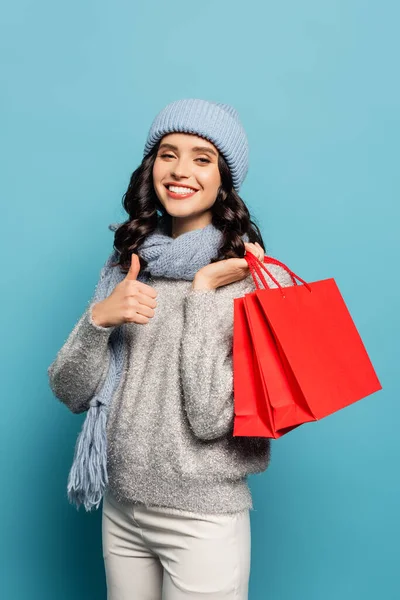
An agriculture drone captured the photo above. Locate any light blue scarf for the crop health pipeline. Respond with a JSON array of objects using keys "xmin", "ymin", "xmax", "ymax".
[{"xmin": 67, "ymin": 221, "xmax": 249, "ymax": 511}]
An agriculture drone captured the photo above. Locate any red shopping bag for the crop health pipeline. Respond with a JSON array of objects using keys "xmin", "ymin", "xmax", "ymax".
[{"xmin": 233, "ymin": 252, "xmax": 382, "ymax": 438}]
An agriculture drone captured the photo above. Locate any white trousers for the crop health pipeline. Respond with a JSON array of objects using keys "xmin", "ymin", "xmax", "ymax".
[{"xmin": 102, "ymin": 489, "xmax": 251, "ymax": 599}]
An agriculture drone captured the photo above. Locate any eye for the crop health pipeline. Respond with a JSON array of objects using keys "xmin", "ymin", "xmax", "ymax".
[
  {"xmin": 160, "ymin": 153, "xmax": 175, "ymax": 159},
  {"xmin": 196, "ymin": 157, "xmax": 211, "ymax": 164}
]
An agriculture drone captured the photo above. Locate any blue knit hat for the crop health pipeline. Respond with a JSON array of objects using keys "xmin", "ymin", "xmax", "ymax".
[{"xmin": 143, "ymin": 98, "xmax": 249, "ymax": 191}]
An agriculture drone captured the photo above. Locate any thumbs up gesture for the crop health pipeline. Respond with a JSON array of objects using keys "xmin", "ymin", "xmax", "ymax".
[{"xmin": 91, "ymin": 254, "xmax": 158, "ymax": 328}]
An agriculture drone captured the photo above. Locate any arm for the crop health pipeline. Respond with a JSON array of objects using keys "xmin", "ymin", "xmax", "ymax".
[
  {"xmin": 180, "ymin": 286, "xmax": 238, "ymax": 441},
  {"xmin": 47, "ymin": 304, "xmax": 116, "ymax": 414},
  {"xmin": 180, "ymin": 264, "xmax": 294, "ymax": 440},
  {"xmin": 47, "ymin": 256, "xmax": 117, "ymax": 414}
]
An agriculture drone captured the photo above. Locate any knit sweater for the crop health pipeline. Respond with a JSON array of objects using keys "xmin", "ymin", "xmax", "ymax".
[{"xmin": 48, "ymin": 265, "xmax": 293, "ymax": 514}]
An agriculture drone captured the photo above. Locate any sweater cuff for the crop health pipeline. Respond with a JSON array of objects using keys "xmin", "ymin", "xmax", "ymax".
[{"xmin": 87, "ymin": 302, "xmax": 117, "ymax": 334}]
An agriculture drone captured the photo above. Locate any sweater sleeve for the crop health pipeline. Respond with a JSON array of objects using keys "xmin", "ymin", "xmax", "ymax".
[
  {"xmin": 180, "ymin": 286, "xmax": 241, "ymax": 441},
  {"xmin": 47, "ymin": 302, "xmax": 116, "ymax": 414},
  {"xmin": 180, "ymin": 264, "xmax": 294, "ymax": 441}
]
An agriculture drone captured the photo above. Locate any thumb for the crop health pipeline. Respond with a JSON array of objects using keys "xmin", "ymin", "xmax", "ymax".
[{"xmin": 125, "ymin": 253, "xmax": 140, "ymax": 281}]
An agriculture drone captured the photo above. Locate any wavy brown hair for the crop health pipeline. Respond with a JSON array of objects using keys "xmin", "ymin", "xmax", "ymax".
[{"xmin": 110, "ymin": 140, "xmax": 266, "ymax": 274}]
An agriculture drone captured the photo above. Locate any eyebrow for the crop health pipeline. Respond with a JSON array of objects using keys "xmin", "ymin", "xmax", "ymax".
[{"xmin": 158, "ymin": 143, "xmax": 218, "ymax": 157}]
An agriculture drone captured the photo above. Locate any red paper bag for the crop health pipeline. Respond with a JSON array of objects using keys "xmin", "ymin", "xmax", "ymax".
[{"xmin": 233, "ymin": 253, "xmax": 382, "ymax": 438}]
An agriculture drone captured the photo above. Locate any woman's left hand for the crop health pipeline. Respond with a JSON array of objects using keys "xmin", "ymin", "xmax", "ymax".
[{"xmin": 192, "ymin": 242, "xmax": 265, "ymax": 290}]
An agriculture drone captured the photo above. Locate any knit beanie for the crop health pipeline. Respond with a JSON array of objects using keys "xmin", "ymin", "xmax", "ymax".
[{"xmin": 143, "ymin": 98, "xmax": 249, "ymax": 192}]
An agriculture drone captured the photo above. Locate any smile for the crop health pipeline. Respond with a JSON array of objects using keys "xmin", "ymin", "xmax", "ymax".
[{"xmin": 164, "ymin": 184, "xmax": 199, "ymax": 199}]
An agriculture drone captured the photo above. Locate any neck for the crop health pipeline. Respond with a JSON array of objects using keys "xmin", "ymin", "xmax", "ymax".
[{"xmin": 171, "ymin": 212, "xmax": 213, "ymax": 239}]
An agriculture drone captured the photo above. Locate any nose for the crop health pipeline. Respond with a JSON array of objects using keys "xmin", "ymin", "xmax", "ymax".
[{"xmin": 170, "ymin": 156, "xmax": 191, "ymax": 180}]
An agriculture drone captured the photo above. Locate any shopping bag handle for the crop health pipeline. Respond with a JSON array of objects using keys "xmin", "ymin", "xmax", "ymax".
[{"xmin": 245, "ymin": 251, "xmax": 311, "ymax": 293}]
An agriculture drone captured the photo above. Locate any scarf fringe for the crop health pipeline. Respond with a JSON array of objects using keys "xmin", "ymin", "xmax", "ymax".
[{"xmin": 67, "ymin": 403, "xmax": 108, "ymax": 512}]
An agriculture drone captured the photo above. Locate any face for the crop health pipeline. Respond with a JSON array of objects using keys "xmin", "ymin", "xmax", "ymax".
[{"xmin": 152, "ymin": 133, "xmax": 222, "ymax": 223}]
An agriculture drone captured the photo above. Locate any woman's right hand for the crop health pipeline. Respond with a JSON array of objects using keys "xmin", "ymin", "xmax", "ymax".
[{"xmin": 91, "ymin": 253, "xmax": 158, "ymax": 328}]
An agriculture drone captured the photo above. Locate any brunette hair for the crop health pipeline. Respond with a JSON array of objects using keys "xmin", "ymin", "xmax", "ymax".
[{"xmin": 110, "ymin": 140, "xmax": 266, "ymax": 274}]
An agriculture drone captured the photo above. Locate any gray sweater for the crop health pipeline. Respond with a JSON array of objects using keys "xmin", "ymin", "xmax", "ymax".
[{"xmin": 48, "ymin": 265, "xmax": 292, "ymax": 514}]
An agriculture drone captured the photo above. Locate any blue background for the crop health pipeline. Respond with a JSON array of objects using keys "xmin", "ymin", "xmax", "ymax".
[{"xmin": 1, "ymin": 1, "xmax": 398, "ymax": 598}]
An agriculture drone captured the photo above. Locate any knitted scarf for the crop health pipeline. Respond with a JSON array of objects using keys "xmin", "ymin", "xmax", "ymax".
[{"xmin": 67, "ymin": 221, "xmax": 249, "ymax": 511}]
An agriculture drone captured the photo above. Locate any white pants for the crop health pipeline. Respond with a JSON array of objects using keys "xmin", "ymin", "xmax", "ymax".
[{"xmin": 102, "ymin": 489, "xmax": 251, "ymax": 599}]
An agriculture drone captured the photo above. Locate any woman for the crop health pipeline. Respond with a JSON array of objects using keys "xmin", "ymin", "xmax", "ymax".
[{"xmin": 48, "ymin": 98, "xmax": 293, "ymax": 599}]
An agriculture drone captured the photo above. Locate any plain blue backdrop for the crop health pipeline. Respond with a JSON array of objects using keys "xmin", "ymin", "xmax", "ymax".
[{"xmin": 1, "ymin": 1, "xmax": 398, "ymax": 599}]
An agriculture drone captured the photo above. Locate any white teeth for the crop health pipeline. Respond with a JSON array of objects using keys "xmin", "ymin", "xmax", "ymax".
[{"xmin": 168, "ymin": 185, "xmax": 197, "ymax": 195}]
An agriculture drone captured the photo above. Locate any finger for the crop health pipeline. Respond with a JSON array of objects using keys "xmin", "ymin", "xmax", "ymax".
[
  {"xmin": 129, "ymin": 280, "xmax": 158, "ymax": 298},
  {"xmin": 128, "ymin": 313, "xmax": 150, "ymax": 325},
  {"xmin": 135, "ymin": 303, "xmax": 155, "ymax": 319},
  {"xmin": 143, "ymin": 285, "xmax": 157, "ymax": 298},
  {"xmin": 245, "ymin": 243, "xmax": 262, "ymax": 259},
  {"xmin": 125, "ymin": 253, "xmax": 141, "ymax": 281},
  {"xmin": 134, "ymin": 291, "xmax": 157, "ymax": 309},
  {"xmin": 244, "ymin": 244, "xmax": 259, "ymax": 259},
  {"xmin": 244, "ymin": 242, "xmax": 257, "ymax": 251}
]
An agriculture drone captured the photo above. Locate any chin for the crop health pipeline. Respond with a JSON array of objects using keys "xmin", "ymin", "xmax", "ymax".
[{"xmin": 163, "ymin": 206, "xmax": 197, "ymax": 218}]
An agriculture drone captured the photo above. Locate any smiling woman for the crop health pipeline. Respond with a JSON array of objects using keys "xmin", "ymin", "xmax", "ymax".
[{"xmin": 47, "ymin": 98, "xmax": 286, "ymax": 600}]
